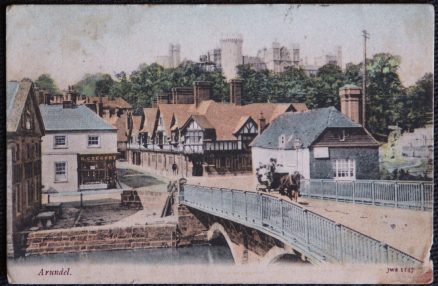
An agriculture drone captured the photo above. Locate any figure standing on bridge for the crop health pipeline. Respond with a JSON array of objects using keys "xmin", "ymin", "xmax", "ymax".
[{"xmin": 172, "ymin": 162, "xmax": 178, "ymax": 176}]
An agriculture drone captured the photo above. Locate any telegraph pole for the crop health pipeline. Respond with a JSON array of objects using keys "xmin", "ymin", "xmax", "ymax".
[{"xmin": 362, "ymin": 30, "xmax": 370, "ymax": 128}]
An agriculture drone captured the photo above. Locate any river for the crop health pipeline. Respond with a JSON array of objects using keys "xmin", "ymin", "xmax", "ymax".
[{"xmin": 10, "ymin": 244, "xmax": 234, "ymax": 266}]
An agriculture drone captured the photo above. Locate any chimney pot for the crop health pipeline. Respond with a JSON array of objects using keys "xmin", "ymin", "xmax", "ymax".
[{"xmin": 339, "ymin": 84, "xmax": 362, "ymax": 125}]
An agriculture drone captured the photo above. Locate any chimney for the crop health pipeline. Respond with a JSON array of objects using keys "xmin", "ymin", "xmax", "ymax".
[
  {"xmin": 258, "ymin": 112, "xmax": 267, "ymax": 134},
  {"xmin": 339, "ymin": 84, "xmax": 362, "ymax": 125},
  {"xmin": 193, "ymin": 81, "xmax": 211, "ymax": 107},
  {"xmin": 229, "ymin": 79, "xmax": 242, "ymax": 105},
  {"xmin": 62, "ymin": 100, "xmax": 74, "ymax": 109},
  {"xmin": 98, "ymin": 93, "xmax": 104, "ymax": 117}
]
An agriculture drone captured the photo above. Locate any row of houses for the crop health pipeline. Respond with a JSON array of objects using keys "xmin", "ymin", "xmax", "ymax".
[
  {"xmin": 123, "ymin": 80, "xmax": 379, "ymax": 180},
  {"xmin": 124, "ymin": 80, "xmax": 309, "ymax": 176}
]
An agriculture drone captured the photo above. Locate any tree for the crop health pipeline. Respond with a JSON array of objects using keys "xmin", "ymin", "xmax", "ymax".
[
  {"xmin": 365, "ymin": 53, "xmax": 405, "ymax": 136},
  {"xmin": 34, "ymin": 74, "xmax": 59, "ymax": 94},
  {"xmin": 399, "ymin": 73, "xmax": 433, "ymax": 131},
  {"xmin": 312, "ymin": 63, "xmax": 345, "ymax": 108},
  {"xmin": 73, "ymin": 73, "xmax": 114, "ymax": 97}
]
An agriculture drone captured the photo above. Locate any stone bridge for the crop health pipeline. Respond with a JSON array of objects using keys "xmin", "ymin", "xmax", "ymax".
[{"xmin": 177, "ymin": 183, "xmax": 423, "ymax": 266}]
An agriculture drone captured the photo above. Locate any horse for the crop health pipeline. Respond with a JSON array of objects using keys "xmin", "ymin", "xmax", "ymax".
[
  {"xmin": 256, "ymin": 164, "xmax": 272, "ymax": 192},
  {"xmin": 278, "ymin": 172, "xmax": 303, "ymax": 202}
]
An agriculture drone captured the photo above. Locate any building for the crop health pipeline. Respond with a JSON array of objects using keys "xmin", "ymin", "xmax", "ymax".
[
  {"xmin": 7, "ymin": 79, "xmax": 45, "ymax": 257},
  {"xmin": 39, "ymin": 103, "xmax": 118, "ymax": 193},
  {"xmin": 257, "ymin": 41, "xmax": 296, "ymax": 73},
  {"xmin": 314, "ymin": 46, "xmax": 343, "ymax": 69},
  {"xmin": 251, "ymin": 85, "xmax": 379, "ymax": 180},
  {"xmin": 155, "ymin": 43, "xmax": 181, "ymax": 69},
  {"xmin": 126, "ymin": 80, "xmax": 308, "ymax": 176}
]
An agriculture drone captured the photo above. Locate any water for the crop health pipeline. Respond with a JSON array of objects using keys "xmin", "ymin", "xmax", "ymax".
[{"xmin": 11, "ymin": 245, "xmax": 234, "ymax": 266}]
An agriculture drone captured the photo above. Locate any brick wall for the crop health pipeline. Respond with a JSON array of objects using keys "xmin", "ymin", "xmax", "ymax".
[{"xmin": 21, "ymin": 224, "xmax": 177, "ymax": 255}]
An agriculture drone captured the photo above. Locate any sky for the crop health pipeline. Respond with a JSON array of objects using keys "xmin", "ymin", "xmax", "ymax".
[{"xmin": 7, "ymin": 4, "xmax": 434, "ymax": 89}]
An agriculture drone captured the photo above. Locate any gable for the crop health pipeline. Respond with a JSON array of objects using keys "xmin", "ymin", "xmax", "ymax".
[
  {"xmin": 234, "ymin": 117, "xmax": 258, "ymax": 135},
  {"xmin": 8, "ymin": 80, "xmax": 45, "ymax": 136},
  {"xmin": 312, "ymin": 128, "xmax": 380, "ymax": 147}
]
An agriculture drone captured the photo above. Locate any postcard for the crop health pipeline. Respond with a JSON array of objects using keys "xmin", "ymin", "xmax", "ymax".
[{"xmin": 6, "ymin": 4, "xmax": 434, "ymax": 284}]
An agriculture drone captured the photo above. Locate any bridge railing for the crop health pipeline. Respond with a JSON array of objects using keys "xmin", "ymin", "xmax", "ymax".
[
  {"xmin": 180, "ymin": 184, "xmax": 423, "ymax": 266},
  {"xmin": 300, "ymin": 179, "xmax": 433, "ymax": 211}
]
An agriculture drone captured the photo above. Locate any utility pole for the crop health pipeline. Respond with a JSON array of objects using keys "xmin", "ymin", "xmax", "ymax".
[{"xmin": 362, "ymin": 30, "xmax": 370, "ymax": 128}]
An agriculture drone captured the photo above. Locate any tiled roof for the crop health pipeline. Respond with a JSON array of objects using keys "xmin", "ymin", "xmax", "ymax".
[
  {"xmin": 7, "ymin": 81, "xmax": 20, "ymax": 116},
  {"xmin": 141, "ymin": 108, "xmax": 158, "ymax": 134},
  {"xmin": 39, "ymin": 104, "xmax": 116, "ymax": 132},
  {"xmin": 250, "ymin": 107, "xmax": 361, "ymax": 149},
  {"xmin": 144, "ymin": 100, "xmax": 308, "ymax": 141},
  {"xmin": 191, "ymin": 115, "xmax": 214, "ymax": 129},
  {"xmin": 131, "ymin": 115, "xmax": 143, "ymax": 136}
]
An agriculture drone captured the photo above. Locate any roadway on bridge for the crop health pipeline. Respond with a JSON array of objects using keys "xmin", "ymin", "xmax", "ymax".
[{"xmin": 188, "ymin": 175, "xmax": 432, "ymax": 261}]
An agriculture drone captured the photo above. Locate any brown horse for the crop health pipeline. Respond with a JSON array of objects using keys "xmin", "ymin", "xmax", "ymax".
[{"xmin": 278, "ymin": 172, "xmax": 303, "ymax": 202}]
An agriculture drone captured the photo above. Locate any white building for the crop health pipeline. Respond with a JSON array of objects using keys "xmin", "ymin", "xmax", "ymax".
[{"xmin": 39, "ymin": 103, "xmax": 118, "ymax": 193}]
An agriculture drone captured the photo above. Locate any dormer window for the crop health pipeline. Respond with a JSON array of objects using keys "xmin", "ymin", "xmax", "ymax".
[{"xmin": 338, "ymin": 129, "xmax": 346, "ymax": 142}]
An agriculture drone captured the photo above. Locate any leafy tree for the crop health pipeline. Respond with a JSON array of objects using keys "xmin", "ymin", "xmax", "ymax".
[
  {"xmin": 34, "ymin": 74, "xmax": 59, "ymax": 94},
  {"xmin": 73, "ymin": 73, "xmax": 114, "ymax": 97},
  {"xmin": 365, "ymin": 53, "xmax": 405, "ymax": 136}
]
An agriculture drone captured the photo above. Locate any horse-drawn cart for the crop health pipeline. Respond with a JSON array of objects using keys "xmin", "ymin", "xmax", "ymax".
[{"xmin": 255, "ymin": 160, "xmax": 303, "ymax": 202}]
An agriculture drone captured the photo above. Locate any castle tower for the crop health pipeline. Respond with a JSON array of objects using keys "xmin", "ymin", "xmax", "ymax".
[
  {"xmin": 339, "ymin": 84, "xmax": 362, "ymax": 125},
  {"xmin": 336, "ymin": 45, "xmax": 343, "ymax": 69},
  {"xmin": 220, "ymin": 35, "xmax": 243, "ymax": 80},
  {"xmin": 292, "ymin": 43, "xmax": 300, "ymax": 66}
]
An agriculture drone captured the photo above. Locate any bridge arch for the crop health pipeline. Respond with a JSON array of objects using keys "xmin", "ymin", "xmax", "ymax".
[
  {"xmin": 207, "ymin": 223, "xmax": 240, "ymax": 264},
  {"xmin": 261, "ymin": 245, "xmax": 306, "ymax": 265}
]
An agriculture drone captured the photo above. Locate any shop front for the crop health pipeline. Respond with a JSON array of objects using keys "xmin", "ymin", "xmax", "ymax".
[{"xmin": 78, "ymin": 153, "xmax": 118, "ymax": 190}]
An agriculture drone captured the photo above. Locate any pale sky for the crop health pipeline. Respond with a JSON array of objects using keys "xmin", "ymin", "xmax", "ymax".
[{"xmin": 7, "ymin": 4, "xmax": 434, "ymax": 89}]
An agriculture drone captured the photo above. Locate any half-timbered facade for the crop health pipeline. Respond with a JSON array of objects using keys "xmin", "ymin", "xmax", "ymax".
[
  {"xmin": 7, "ymin": 79, "xmax": 45, "ymax": 257},
  {"xmin": 126, "ymin": 80, "xmax": 308, "ymax": 176}
]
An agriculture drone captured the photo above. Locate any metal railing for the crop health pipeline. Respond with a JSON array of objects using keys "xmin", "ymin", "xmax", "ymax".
[
  {"xmin": 300, "ymin": 179, "xmax": 433, "ymax": 211},
  {"xmin": 180, "ymin": 184, "xmax": 423, "ymax": 266}
]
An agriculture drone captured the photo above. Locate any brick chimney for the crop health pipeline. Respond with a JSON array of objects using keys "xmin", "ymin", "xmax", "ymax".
[
  {"xmin": 339, "ymin": 84, "xmax": 362, "ymax": 125},
  {"xmin": 258, "ymin": 112, "xmax": 267, "ymax": 134},
  {"xmin": 193, "ymin": 81, "xmax": 211, "ymax": 107},
  {"xmin": 229, "ymin": 79, "xmax": 242, "ymax": 105}
]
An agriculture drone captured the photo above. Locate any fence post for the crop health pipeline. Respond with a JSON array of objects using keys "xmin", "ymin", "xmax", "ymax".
[
  {"xmin": 335, "ymin": 181, "xmax": 338, "ymax": 202},
  {"xmin": 371, "ymin": 181, "xmax": 375, "ymax": 205},
  {"xmin": 420, "ymin": 183, "xmax": 425, "ymax": 211},
  {"xmin": 48, "ymin": 194, "xmax": 51, "ymax": 204},
  {"xmin": 231, "ymin": 190, "xmax": 234, "ymax": 216},
  {"xmin": 260, "ymin": 193, "xmax": 264, "ymax": 225},
  {"xmin": 394, "ymin": 182, "xmax": 398, "ymax": 208},
  {"xmin": 352, "ymin": 181, "xmax": 355, "ymax": 203},
  {"xmin": 381, "ymin": 243, "xmax": 389, "ymax": 264},
  {"xmin": 279, "ymin": 199, "xmax": 284, "ymax": 235},
  {"xmin": 336, "ymin": 224, "xmax": 343, "ymax": 263},
  {"xmin": 80, "ymin": 193, "xmax": 83, "ymax": 208},
  {"xmin": 221, "ymin": 188, "xmax": 223, "ymax": 213},
  {"xmin": 303, "ymin": 209, "xmax": 310, "ymax": 248},
  {"xmin": 244, "ymin": 191, "xmax": 248, "ymax": 221},
  {"xmin": 320, "ymin": 179, "xmax": 324, "ymax": 199}
]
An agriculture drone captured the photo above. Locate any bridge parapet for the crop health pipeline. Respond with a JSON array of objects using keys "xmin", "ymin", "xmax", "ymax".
[
  {"xmin": 300, "ymin": 179, "xmax": 433, "ymax": 211},
  {"xmin": 180, "ymin": 184, "xmax": 423, "ymax": 266}
]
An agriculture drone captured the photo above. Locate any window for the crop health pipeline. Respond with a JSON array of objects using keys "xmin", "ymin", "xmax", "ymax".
[
  {"xmin": 55, "ymin": 162, "xmax": 67, "ymax": 182},
  {"xmin": 16, "ymin": 144, "xmax": 20, "ymax": 161},
  {"xmin": 35, "ymin": 143, "xmax": 40, "ymax": 156},
  {"xmin": 27, "ymin": 144, "xmax": 32, "ymax": 159},
  {"xmin": 332, "ymin": 159, "xmax": 356, "ymax": 180},
  {"xmin": 88, "ymin": 135, "xmax": 100, "ymax": 147},
  {"xmin": 54, "ymin": 135, "xmax": 67, "ymax": 148}
]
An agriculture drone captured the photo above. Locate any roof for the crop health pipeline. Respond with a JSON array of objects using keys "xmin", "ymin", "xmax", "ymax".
[
  {"xmin": 190, "ymin": 115, "xmax": 214, "ymax": 129},
  {"xmin": 250, "ymin": 107, "xmax": 362, "ymax": 149},
  {"xmin": 141, "ymin": 108, "xmax": 158, "ymax": 134},
  {"xmin": 39, "ymin": 104, "xmax": 116, "ymax": 132},
  {"xmin": 232, "ymin": 116, "xmax": 253, "ymax": 134},
  {"xmin": 157, "ymin": 100, "xmax": 309, "ymax": 141},
  {"xmin": 7, "ymin": 80, "xmax": 45, "ymax": 134},
  {"xmin": 341, "ymin": 84, "xmax": 361, "ymax": 89},
  {"xmin": 85, "ymin": 96, "xmax": 132, "ymax": 109},
  {"xmin": 114, "ymin": 113, "xmax": 128, "ymax": 142},
  {"xmin": 131, "ymin": 115, "xmax": 143, "ymax": 136}
]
